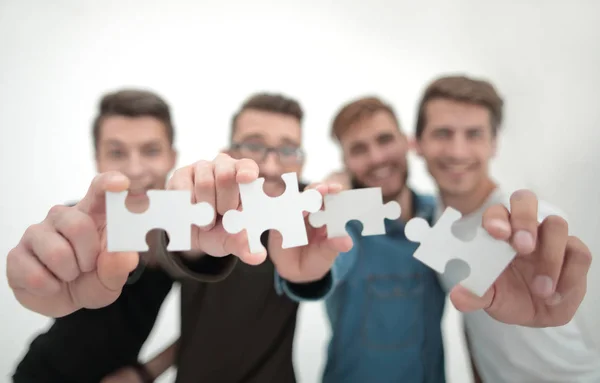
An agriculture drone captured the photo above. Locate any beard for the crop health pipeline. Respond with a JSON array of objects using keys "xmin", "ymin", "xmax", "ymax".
[{"xmin": 350, "ymin": 166, "xmax": 409, "ymax": 203}]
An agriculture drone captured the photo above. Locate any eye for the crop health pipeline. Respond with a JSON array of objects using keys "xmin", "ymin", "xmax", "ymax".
[
  {"xmin": 243, "ymin": 143, "xmax": 265, "ymax": 152},
  {"xmin": 467, "ymin": 129, "xmax": 483, "ymax": 139},
  {"xmin": 278, "ymin": 146, "xmax": 299, "ymax": 157},
  {"xmin": 108, "ymin": 149, "xmax": 125, "ymax": 158},
  {"xmin": 143, "ymin": 147, "xmax": 162, "ymax": 156}
]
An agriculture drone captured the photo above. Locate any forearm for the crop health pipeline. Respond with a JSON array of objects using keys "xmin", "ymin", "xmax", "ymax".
[
  {"xmin": 144, "ymin": 339, "xmax": 179, "ymax": 379},
  {"xmin": 275, "ymin": 235, "xmax": 359, "ymax": 302},
  {"xmin": 13, "ymin": 268, "xmax": 173, "ymax": 383},
  {"xmin": 149, "ymin": 231, "xmax": 237, "ymax": 282}
]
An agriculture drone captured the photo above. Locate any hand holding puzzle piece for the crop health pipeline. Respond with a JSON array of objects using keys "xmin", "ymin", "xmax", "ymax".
[{"xmin": 105, "ymin": 172, "xmax": 517, "ymax": 297}]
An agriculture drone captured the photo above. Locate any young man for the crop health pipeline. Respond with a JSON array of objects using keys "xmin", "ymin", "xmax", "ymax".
[
  {"xmin": 10, "ymin": 89, "xmax": 186, "ymax": 382},
  {"xmin": 9, "ymin": 91, "xmax": 350, "ymax": 383},
  {"xmin": 413, "ymin": 75, "xmax": 600, "ymax": 382},
  {"xmin": 274, "ymin": 94, "xmax": 592, "ymax": 382}
]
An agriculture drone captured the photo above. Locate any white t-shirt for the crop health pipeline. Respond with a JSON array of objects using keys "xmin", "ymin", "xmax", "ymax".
[{"xmin": 436, "ymin": 188, "xmax": 600, "ymax": 383}]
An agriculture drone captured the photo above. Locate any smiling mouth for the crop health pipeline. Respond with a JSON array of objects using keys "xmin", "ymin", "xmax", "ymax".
[
  {"xmin": 128, "ymin": 186, "xmax": 152, "ymax": 197},
  {"xmin": 440, "ymin": 163, "xmax": 475, "ymax": 176},
  {"xmin": 368, "ymin": 166, "xmax": 395, "ymax": 181}
]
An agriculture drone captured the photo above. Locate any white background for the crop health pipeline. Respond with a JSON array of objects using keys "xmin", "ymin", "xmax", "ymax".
[{"xmin": 1, "ymin": 1, "xmax": 599, "ymax": 382}]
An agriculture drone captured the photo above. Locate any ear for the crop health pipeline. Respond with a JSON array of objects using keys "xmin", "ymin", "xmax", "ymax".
[
  {"xmin": 169, "ymin": 148, "xmax": 178, "ymax": 169},
  {"xmin": 408, "ymin": 135, "xmax": 422, "ymax": 156}
]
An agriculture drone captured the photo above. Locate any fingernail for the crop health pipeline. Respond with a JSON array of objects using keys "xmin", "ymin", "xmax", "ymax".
[
  {"xmin": 514, "ymin": 230, "xmax": 535, "ymax": 253},
  {"xmin": 488, "ymin": 219, "xmax": 511, "ymax": 234},
  {"xmin": 111, "ymin": 173, "xmax": 128, "ymax": 182},
  {"xmin": 532, "ymin": 275, "xmax": 554, "ymax": 298},
  {"xmin": 546, "ymin": 292, "xmax": 563, "ymax": 306},
  {"xmin": 239, "ymin": 169, "xmax": 258, "ymax": 178}
]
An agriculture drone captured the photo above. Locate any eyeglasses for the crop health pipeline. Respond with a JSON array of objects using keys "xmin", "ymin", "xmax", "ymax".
[{"xmin": 231, "ymin": 142, "xmax": 305, "ymax": 165}]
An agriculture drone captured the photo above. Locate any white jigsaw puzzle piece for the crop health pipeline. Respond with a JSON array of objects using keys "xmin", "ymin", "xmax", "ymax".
[
  {"xmin": 308, "ymin": 187, "xmax": 401, "ymax": 237},
  {"xmin": 405, "ymin": 207, "xmax": 516, "ymax": 297},
  {"xmin": 106, "ymin": 190, "xmax": 215, "ymax": 252},
  {"xmin": 222, "ymin": 172, "xmax": 323, "ymax": 254}
]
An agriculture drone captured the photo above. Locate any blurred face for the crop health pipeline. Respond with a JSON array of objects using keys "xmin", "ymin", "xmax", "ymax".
[
  {"xmin": 228, "ymin": 109, "xmax": 304, "ymax": 196},
  {"xmin": 415, "ymin": 98, "xmax": 496, "ymax": 198},
  {"xmin": 340, "ymin": 110, "xmax": 409, "ymax": 202},
  {"xmin": 95, "ymin": 116, "xmax": 176, "ymax": 209}
]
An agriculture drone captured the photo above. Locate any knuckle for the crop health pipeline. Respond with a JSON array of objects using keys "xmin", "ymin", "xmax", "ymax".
[
  {"xmin": 44, "ymin": 242, "xmax": 73, "ymax": 270},
  {"xmin": 61, "ymin": 211, "xmax": 95, "ymax": 239},
  {"xmin": 24, "ymin": 269, "xmax": 51, "ymax": 291},
  {"xmin": 194, "ymin": 159, "xmax": 212, "ymax": 170},
  {"xmin": 214, "ymin": 152, "xmax": 232, "ymax": 162},
  {"xmin": 569, "ymin": 236, "xmax": 593, "ymax": 265},
  {"xmin": 195, "ymin": 173, "xmax": 215, "ymax": 190},
  {"xmin": 47, "ymin": 204, "xmax": 68, "ymax": 219}
]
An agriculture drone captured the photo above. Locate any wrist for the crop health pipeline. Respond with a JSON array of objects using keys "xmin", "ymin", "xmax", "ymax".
[
  {"xmin": 132, "ymin": 361, "xmax": 154, "ymax": 383},
  {"xmin": 180, "ymin": 250, "xmax": 206, "ymax": 259}
]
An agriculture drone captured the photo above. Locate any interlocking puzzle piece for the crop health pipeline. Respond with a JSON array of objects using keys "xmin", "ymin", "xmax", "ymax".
[
  {"xmin": 105, "ymin": 190, "xmax": 215, "ymax": 252},
  {"xmin": 308, "ymin": 187, "xmax": 401, "ymax": 237},
  {"xmin": 405, "ymin": 207, "xmax": 516, "ymax": 297},
  {"xmin": 222, "ymin": 172, "xmax": 322, "ymax": 254}
]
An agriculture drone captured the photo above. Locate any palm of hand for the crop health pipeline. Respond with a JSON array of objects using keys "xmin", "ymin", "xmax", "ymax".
[{"xmin": 484, "ymin": 257, "xmax": 537, "ymax": 325}]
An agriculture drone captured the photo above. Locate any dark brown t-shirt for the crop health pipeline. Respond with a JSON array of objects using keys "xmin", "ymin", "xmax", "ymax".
[{"xmin": 176, "ymin": 245, "xmax": 299, "ymax": 382}]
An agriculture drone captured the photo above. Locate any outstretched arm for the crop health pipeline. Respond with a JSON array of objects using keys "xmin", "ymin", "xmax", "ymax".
[
  {"xmin": 100, "ymin": 339, "xmax": 180, "ymax": 383},
  {"xmin": 12, "ymin": 266, "xmax": 174, "ymax": 383},
  {"xmin": 274, "ymin": 222, "xmax": 361, "ymax": 302}
]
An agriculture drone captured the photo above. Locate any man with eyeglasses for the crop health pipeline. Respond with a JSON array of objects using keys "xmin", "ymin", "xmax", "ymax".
[
  {"xmin": 25, "ymin": 91, "xmax": 348, "ymax": 383},
  {"xmin": 142, "ymin": 92, "xmax": 349, "ymax": 382}
]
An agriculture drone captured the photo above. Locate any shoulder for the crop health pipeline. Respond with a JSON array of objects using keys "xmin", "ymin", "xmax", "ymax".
[
  {"xmin": 414, "ymin": 192, "xmax": 436, "ymax": 208},
  {"xmin": 412, "ymin": 190, "xmax": 437, "ymax": 222}
]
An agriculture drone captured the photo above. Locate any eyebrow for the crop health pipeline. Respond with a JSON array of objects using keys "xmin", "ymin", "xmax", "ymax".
[
  {"xmin": 103, "ymin": 139, "xmax": 164, "ymax": 147},
  {"xmin": 238, "ymin": 134, "xmax": 300, "ymax": 146}
]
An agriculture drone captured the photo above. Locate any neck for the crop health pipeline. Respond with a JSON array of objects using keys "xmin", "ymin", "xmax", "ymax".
[
  {"xmin": 440, "ymin": 178, "xmax": 497, "ymax": 216},
  {"xmin": 396, "ymin": 187, "xmax": 414, "ymax": 222}
]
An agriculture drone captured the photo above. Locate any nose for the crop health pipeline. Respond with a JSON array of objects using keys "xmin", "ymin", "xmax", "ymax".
[
  {"xmin": 447, "ymin": 136, "xmax": 470, "ymax": 160},
  {"xmin": 366, "ymin": 146, "xmax": 387, "ymax": 165},
  {"xmin": 260, "ymin": 151, "xmax": 282, "ymax": 177},
  {"xmin": 124, "ymin": 153, "xmax": 145, "ymax": 179}
]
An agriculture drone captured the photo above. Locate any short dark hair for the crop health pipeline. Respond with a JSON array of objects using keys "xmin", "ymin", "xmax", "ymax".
[
  {"xmin": 92, "ymin": 89, "xmax": 174, "ymax": 150},
  {"xmin": 415, "ymin": 75, "xmax": 504, "ymax": 139},
  {"xmin": 330, "ymin": 96, "xmax": 400, "ymax": 141},
  {"xmin": 230, "ymin": 92, "xmax": 304, "ymax": 139}
]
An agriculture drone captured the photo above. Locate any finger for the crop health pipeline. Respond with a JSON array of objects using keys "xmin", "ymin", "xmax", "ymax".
[
  {"xmin": 530, "ymin": 215, "xmax": 568, "ymax": 299},
  {"xmin": 23, "ymin": 223, "xmax": 80, "ymax": 282},
  {"xmin": 214, "ymin": 154, "xmax": 239, "ymax": 215},
  {"xmin": 6, "ymin": 245, "xmax": 62, "ymax": 296},
  {"xmin": 234, "ymin": 158, "xmax": 260, "ymax": 184},
  {"xmin": 449, "ymin": 284, "xmax": 495, "ymax": 312},
  {"xmin": 323, "ymin": 235, "xmax": 354, "ymax": 254},
  {"xmin": 482, "ymin": 204, "xmax": 512, "ymax": 240},
  {"xmin": 223, "ymin": 231, "xmax": 267, "ymax": 266},
  {"xmin": 167, "ymin": 164, "xmax": 194, "ymax": 191},
  {"xmin": 72, "ymin": 250, "xmax": 139, "ymax": 309},
  {"xmin": 509, "ymin": 189, "xmax": 539, "ymax": 254},
  {"xmin": 189, "ymin": 160, "xmax": 216, "ymax": 229},
  {"xmin": 49, "ymin": 207, "xmax": 101, "ymax": 273},
  {"xmin": 546, "ymin": 235, "xmax": 592, "ymax": 308},
  {"xmin": 326, "ymin": 182, "xmax": 344, "ymax": 194},
  {"xmin": 76, "ymin": 171, "xmax": 130, "ymax": 215}
]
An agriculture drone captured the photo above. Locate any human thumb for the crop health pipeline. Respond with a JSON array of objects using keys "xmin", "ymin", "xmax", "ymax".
[{"xmin": 449, "ymin": 284, "xmax": 494, "ymax": 312}]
